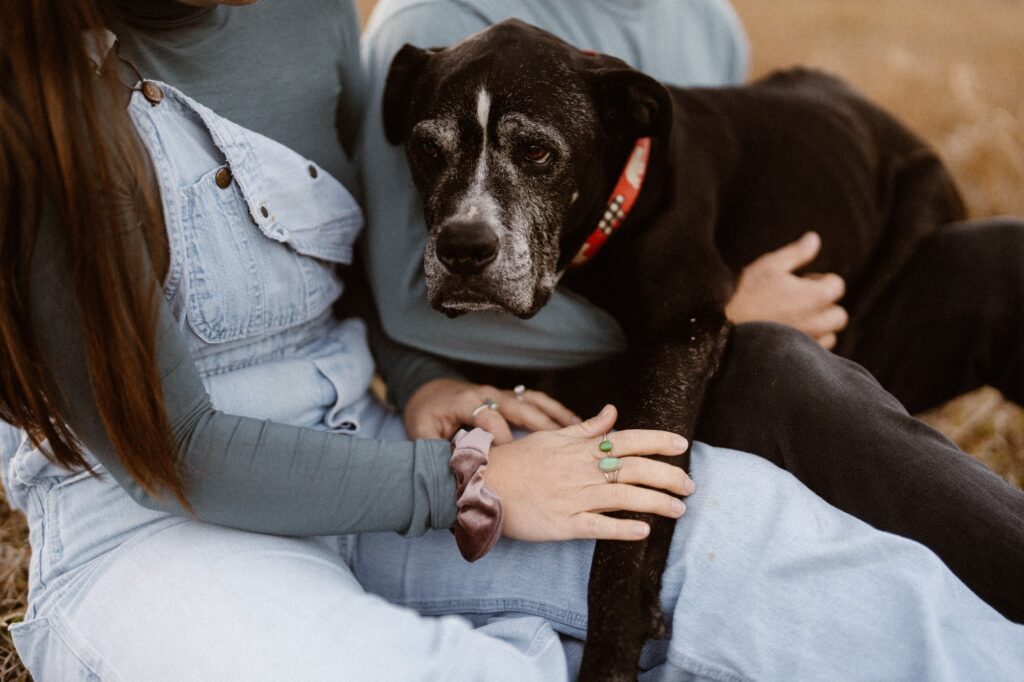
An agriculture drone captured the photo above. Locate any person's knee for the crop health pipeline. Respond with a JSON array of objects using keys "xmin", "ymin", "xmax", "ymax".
[
  {"xmin": 730, "ymin": 321, "xmax": 812, "ymax": 351},
  {"xmin": 714, "ymin": 323, "xmax": 824, "ymax": 426},
  {"xmin": 724, "ymin": 322, "xmax": 881, "ymax": 409},
  {"xmin": 727, "ymin": 322, "xmax": 828, "ymax": 381},
  {"xmin": 702, "ymin": 322, "xmax": 894, "ymax": 458}
]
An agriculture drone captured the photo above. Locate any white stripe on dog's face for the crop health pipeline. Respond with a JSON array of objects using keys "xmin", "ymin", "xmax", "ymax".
[
  {"xmin": 448, "ymin": 88, "xmax": 503, "ymax": 235},
  {"xmin": 476, "ymin": 88, "xmax": 491, "ymax": 139}
]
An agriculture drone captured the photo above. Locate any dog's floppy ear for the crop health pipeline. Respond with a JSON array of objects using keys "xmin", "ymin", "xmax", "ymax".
[
  {"xmin": 589, "ymin": 64, "xmax": 673, "ymax": 140},
  {"xmin": 383, "ymin": 44, "xmax": 435, "ymax": 145}
]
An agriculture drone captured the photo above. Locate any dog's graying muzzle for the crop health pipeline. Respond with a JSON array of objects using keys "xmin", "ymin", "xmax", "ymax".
[{"xmin": 436, "ymin": 220, "xmax": 500, "ymax": 275}]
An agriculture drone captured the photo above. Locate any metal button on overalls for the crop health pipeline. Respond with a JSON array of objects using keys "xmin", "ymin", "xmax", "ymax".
[
  {"xmin": 215, "ymin": 167, "xmax": 233, "ymax": 189},
  {"xmin": 141, "ymin": 81, "xmax": 164, "ymax": 104}
]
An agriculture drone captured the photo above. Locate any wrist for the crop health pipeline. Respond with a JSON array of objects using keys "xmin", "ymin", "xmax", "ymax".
[{"xmin": 449, "ymin": 427, "xmax": 503, "ymax": 561}]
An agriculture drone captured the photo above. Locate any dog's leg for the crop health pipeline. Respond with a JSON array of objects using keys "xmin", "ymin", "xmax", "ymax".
[{"xmin": 579, "ymin": 318, "xmax": 730, "ymax": 682}]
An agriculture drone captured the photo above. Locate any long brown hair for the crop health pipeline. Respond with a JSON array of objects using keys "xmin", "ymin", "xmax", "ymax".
[{"xmin": 0, "ymin": 0, "xmax": 187, "ymax": 505}]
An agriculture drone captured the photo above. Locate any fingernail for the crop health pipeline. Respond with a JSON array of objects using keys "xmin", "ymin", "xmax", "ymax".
[
  {"xmin": 672, "ymin": 435, "xmax": 688, "ymax": 451},
  {"xmin": 571, "ymin": 415, "xmax": 583, "ymax": 424},
  {"xmin": 633, "ymin": 523, "xmax": 650, "ymax": 538},
  {"xmin": 671, "ymin": 499, "xmax": 686, "ymax": 516},
  {"xmin": 684, "ymin": 478, "xmax": 696, "ymax": 495},
  {"xmin": 601, "ymin": 404, "xmax": 613, "ymax": 417}
]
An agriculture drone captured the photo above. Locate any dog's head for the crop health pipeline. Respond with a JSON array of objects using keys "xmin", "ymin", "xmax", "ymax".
[{"xmin": 384, "ymin": 19, "xmax": 672, "ymax": 318}]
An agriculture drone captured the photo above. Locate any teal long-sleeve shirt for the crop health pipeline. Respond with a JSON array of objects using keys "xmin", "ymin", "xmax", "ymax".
[
  {"xmin": 359, "ymin": 0, "xmax": 750, "ymax": 370},
  {"xmin": 22, "ymin": 0, "xmax": 463, "ymax": 537}
]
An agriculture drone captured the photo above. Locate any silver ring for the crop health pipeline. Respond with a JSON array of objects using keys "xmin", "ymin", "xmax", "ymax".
[
  {"xmin": 603, "ymin": 469, "xmax": 620, "ymax": 484},
  {"xmin": 513, "ymin": 384, "xmax": 527, "ymax": 401},
  {"xmin": 471, "ymin": 398, "xmax": 500, "ymax": 418}
]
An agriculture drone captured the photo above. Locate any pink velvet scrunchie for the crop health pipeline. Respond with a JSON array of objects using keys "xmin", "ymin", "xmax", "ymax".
[{"xmin": 449, "ymin": 428, "xmax": 504, "ymax": 562}]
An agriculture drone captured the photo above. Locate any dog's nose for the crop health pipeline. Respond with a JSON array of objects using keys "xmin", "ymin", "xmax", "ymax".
[{"xmin": 435, "ymin": 221, "xmax": 500, "ymax": 274}]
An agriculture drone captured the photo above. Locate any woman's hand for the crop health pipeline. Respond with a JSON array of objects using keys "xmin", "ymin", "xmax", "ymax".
[
  {"xmin": 484, "ymin": 404, "xmax": 695, "ymax": 542},
  {"xmin": 404, "ymin": 378, "xmax": 580, "ymax": 444}
]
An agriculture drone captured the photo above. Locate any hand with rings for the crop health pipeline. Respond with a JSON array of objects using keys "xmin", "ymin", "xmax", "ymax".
[
  {"xmin": 482, "ymin": 404, "xmax": 696, "ymax": 542},
  {"xmin": 403, "ymin": 378, "xmax": 581, "ymax": 444}
]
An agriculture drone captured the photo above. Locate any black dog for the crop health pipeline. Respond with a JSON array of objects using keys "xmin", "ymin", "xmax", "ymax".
[{"xmin": 383, "ymin": 19, "xmax": 965, "ymax": 681}]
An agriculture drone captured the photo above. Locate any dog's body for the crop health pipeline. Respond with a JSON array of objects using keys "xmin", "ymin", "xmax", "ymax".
[{"xmin": 383, "ymin": 19, "xmax": 965, "ymax": 680}]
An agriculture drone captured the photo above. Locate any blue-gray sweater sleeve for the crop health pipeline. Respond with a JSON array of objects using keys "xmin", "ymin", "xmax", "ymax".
[{"xmin": 30, "ymin": 205, "xmax": 457, "ymax": 537}]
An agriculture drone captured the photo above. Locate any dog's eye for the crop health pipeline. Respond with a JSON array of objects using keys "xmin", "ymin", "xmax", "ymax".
[
  {"xmin": 523, "ymin": 145, "xmax": 552, "ymax": 166},
  {"xmin": 419, "ymin": 139, "xmax": 443, "ymax": 160}
]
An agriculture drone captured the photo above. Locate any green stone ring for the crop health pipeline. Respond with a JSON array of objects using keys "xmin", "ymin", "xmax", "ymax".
[
  {"xmin": 599, "ymin": 439, "xmax": 614, "ymax": 453},
  {"xmin": 599, "ymin": 456, "xmax": 622, "ymax": 483}
]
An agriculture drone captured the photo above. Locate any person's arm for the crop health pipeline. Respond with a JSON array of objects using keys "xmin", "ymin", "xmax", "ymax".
[
  {"xmin": 30, "ymin": 202, "xmax": 457, "ymax": 537},
  {"xmin": 358, "ymin": 4, "xmax": 628, "ymax": 371}
]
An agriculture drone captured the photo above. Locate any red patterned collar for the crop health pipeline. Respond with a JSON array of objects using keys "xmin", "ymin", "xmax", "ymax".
[{"xmin": 571, "ymin": 137, "xmax": 652, "ymax": 267}]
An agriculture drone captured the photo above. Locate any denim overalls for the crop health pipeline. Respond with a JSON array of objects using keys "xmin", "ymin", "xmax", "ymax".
[{"xmin": 4, "ymin": 81, "xmax": 1024, "ymax": 682}]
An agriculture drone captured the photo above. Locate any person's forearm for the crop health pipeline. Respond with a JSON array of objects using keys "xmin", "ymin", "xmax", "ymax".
[
  {"xmin": 111, "ymin": 398, "xmax": 457, "ymax": 537},
  {"xmin": 144, "ymin": 317, "xmax": 457, "ymax": 536}
]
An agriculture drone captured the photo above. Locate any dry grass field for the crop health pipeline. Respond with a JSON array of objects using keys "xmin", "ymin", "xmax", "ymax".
[{"xmin": 1, "ymin": 1, "xmax": 1022, "ymax": 679}]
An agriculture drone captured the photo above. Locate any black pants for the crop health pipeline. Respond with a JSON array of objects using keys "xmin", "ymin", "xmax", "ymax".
[
  {"xmin": 841, "ymin": 218, "xmax": 1024, "ymax": 412},
  {"xmin": 696, "ymin": 217, "xmax": 1024, "ymax": 622}
]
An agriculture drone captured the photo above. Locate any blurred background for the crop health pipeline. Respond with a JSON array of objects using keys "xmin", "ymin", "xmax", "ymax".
[{"xmin": 1, "ymin": 2, "xmax": 1021, "ymax": 679}]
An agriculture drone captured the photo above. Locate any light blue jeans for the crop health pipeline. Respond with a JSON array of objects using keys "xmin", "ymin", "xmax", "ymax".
[{"xmin": 6, "ymin": 411, "xmax": 1024, "ymax": 681}]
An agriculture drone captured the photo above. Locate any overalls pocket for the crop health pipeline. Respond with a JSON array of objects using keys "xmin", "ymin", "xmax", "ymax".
[
  {"xmin": 179, "ymin": 159, "xmax": 361, "ymax": 345},
  {"xmin": 180, "ymin": 165, "xmax": 281, "ymax": 344}
]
